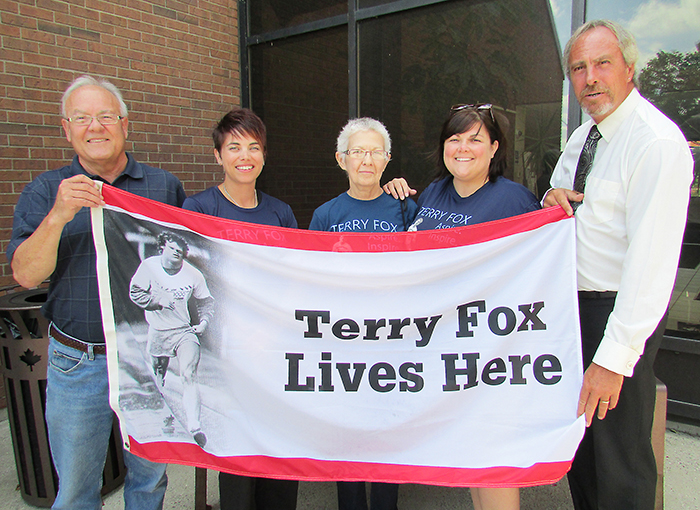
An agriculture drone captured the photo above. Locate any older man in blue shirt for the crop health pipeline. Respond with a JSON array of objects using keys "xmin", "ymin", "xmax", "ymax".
[{"xmin": 7, "ymin": 75, "xmax": 186, "ymax": 510}]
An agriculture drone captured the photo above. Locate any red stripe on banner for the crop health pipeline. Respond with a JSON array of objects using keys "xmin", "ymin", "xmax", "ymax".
[
  {"xmin": 129, "ymin": 438, "xmax": 570, "ymax": 488},
  {"xmin": 101, "ymin": 184, "xmax": 569, "ymax": 252}
]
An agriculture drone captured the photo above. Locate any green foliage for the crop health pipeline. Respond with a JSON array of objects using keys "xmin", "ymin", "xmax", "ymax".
[{"xmin": 639, "ymin": 43, "xmax": 700, "ymax": 140}]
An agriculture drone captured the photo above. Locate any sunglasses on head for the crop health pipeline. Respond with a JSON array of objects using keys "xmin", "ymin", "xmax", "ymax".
[{"xmin": 450, "ymin": 103, "xmax": 496, "ymax": 125}]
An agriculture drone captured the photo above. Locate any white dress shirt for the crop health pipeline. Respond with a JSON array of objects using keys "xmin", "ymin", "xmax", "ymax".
[{"xmin": 551, "ymin": 88, "xmax": 694, "ymax": 376}]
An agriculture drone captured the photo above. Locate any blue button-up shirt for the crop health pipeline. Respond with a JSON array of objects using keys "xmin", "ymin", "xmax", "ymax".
[{"xmin": 7, "ymin": 154, "xmax": 186, "ymax": 343}]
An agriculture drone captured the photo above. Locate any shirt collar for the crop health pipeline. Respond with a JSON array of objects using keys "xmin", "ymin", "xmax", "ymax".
[
  {"xmin": 595, "ymin": 88, "xmax": 641, "ymax": 142},
  {"xmin": 70, "ymin": 152, "xmax": 143, "ymax": 182}
]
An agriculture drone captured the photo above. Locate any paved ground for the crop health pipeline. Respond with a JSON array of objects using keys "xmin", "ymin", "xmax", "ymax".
[{"xmin": 1, "ymin": 407, "xmax": 699, "ymax": 509}]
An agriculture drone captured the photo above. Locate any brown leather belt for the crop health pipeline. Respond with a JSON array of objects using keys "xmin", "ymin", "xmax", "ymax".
[{"xmin": 49, "ymin": 323, "xmax": 106, "ymax": 355}]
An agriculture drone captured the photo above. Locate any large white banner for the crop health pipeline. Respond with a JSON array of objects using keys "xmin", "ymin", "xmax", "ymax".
[{"xmin": 93, "ymin": 184, "xmax": 584, "ymax": 488}]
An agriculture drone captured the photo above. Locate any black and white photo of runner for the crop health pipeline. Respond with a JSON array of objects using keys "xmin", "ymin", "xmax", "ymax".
[
  {"xmin": 102, "ymin": 213, "xmax": 248, "ymax": 455},
  {"xmin": 129, "ymin": 231, "xmax": 215, "ymax": 448}
]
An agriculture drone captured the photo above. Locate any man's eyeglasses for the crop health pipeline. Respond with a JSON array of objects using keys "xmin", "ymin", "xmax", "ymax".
[
  {"xmin": 66, "ymin": 114, "xmax": 125, "ymax": 126},
  {"xmin": 450, "ymin": 103, "xmax": 496, "ymax": 124},
  {"xmin": 343, "ymin": 149, "xmax": 390, "ymax": 161}
]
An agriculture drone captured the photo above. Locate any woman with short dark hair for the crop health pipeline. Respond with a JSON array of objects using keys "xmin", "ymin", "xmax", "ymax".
[{"xmin": 183, "ymin": 107, "xmax": 298, "ymax": 510}]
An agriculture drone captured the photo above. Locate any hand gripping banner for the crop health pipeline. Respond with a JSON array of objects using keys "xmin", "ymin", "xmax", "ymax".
[{"xmin": 92, "ymin": 184, "xmax": 584, "ymax": 488}]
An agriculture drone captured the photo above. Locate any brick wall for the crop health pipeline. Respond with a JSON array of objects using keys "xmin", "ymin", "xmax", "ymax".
[{"xmin": 0, "ymin": 0, "xmax": 241, "ymax": 287}]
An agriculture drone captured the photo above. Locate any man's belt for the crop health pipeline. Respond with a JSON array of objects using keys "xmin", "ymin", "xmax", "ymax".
[
  {"xmin": 578, "ymin": 291, "xmax": 618, "ymax": 299},
  {"xmin": 49, "ymin": 323, "xmax": 106, "ymax": 355}
]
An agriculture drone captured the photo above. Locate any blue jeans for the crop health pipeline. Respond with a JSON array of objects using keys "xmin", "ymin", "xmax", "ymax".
[{"xmin": 46, "ymin": 337, "xmax": 168, "ymax": 510}]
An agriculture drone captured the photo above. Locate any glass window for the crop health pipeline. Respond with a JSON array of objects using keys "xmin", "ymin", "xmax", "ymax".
[
  {"xmin": 247, "ymin": 0, "xmax": 574, "ymax": 225},
  {"xmin": 250, "ymin": 27, "xmax": 349, "ymax": 227},
  {"xmin": 249, "ymin": 0, "xmax": 347, "ymax": 35},
  {"xmin": 586, "ymin": 0, "xmax": 700, "ymax": 337},
  {"xmin": 359, "ymin": 0, "xmax": 566, "ymax": 199}
]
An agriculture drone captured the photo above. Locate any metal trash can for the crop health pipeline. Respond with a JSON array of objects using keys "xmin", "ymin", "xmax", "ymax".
[{"xmin": 0, "ymin": 287, "xmax": 126, "ymax": 507}]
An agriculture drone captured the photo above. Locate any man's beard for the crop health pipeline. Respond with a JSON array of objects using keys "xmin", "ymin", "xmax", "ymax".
[{"xmin": 579, "ymin": 85, "xmax": 615, "ymax": 119}]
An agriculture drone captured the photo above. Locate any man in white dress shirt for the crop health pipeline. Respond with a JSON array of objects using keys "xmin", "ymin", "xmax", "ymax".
[{"xmin": 544, "ymin": 19, "xmax": 693, "ymax": 510}]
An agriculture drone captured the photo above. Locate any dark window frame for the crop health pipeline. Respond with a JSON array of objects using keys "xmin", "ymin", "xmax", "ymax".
[{"xmin": 239, "ymin": 0, "xmax": 455, "ymax": 117}]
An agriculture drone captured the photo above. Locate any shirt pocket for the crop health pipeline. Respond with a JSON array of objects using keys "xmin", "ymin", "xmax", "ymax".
[{"xmin": 585, "ymin": 176, "xmax": 621, "ymax": 224}]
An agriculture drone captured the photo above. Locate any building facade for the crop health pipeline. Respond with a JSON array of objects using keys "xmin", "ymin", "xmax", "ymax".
[
  {"xmin": 0, "ymin": 0, "xmax": 241, "ymax": 286},
  {"xmin": 1, "ymin": 0, "xmax": 698, "ymax": 417}
]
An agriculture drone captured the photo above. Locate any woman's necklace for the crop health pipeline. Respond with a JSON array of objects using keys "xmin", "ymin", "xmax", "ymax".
[{"xmin": 221, "ymin": 184, "xmax": 258, "ymax": 208}]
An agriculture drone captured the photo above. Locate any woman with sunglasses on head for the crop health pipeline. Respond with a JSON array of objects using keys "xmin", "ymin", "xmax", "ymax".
[
  {"xmin": 183, "ymin": 108, "xmax": 299, "ymax": 510},
  {"xmin": 403, "ymin": 104, "xmax": 539, "ymax": 232},
  {"xmin": 309, "ymin": 117, "xmax": 417, "ymax": 510},
  {"xmin": 386, "ymin": 104, "xmax": 540, "ymax": 510}
]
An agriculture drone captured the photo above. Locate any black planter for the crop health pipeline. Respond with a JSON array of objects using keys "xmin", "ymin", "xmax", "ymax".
[{"xmin": 654, "ymin": 334, "xmax": 700, "ymax": 424}]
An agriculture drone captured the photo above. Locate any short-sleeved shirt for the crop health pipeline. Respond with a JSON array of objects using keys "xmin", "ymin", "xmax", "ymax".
[
  {"xmin": 408, "ymin": 175, "xmax": 540, "ymax": 230},
  {"xmin": 7, "ymin": 154, "xmax": 187, "ymax": 343},
  {"xmin": 183, "ymin": 186, "xmax": 297, "ymax": 228},
  {"xmin": 130, "ymin": 257, "xmax": 212, "ymax": 331},
  {"xmin": 309, "ymin": 192, "xmax": 418, "ymax": 232}
]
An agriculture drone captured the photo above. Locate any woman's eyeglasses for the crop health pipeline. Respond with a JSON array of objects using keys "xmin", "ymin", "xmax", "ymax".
[{"xmin": 342, "ymin": 149, "xmax": 390, "ymax": 161}]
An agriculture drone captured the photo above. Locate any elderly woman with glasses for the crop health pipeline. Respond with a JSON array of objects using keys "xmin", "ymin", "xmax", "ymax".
[
  {"xmin": 309, "ymin": 117, "xmax": 417, "ymax": 234},
  {"xmin": 309, "ymin": 117, "xmax": 416, "ymax": 510},
  {"xmin": 385, "ymin": 104, "xmax": 540, "ymax": 510}
]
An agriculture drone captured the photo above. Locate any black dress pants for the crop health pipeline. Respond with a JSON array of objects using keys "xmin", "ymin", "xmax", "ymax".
[
  {"xmin": 337, "ymin": 481, "xmax": 399, "ymax": 510},
  {"xmin": 219, "ymin": 472, "xmax": 298, "ymax": 510},
  {"xmin": 568, "ymin": 294, "xmax": 665, "ymax": 510}
]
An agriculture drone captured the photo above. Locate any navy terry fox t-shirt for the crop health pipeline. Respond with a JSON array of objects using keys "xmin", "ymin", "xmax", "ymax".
[
  {"xmin": 309, "ymin": 192, "xmax": 418, "ymax": 233},
  {"xmin": 183, "ymin": 186, "xmax": 297, "ymax": 228},
  {"xmin": 408, "ymin": 176, "xmax": 540, "ymax": 231}
]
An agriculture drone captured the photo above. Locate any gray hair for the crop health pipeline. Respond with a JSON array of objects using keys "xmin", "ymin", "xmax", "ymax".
[
  {"xmin": 563, "ymin": 20, "xmax": 638, "ymax": 80},
  {"xmin": 336, "ymin": 117, "xmax": 391, "ymax": 155},
  {"xmin": 61, "ymin": 75, "xmax": 128, "ymax": 118}
]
